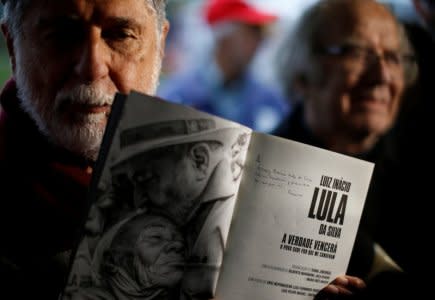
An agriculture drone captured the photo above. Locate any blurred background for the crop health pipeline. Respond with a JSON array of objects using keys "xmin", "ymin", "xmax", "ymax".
[
  {"xmin": 0, "ymin": 5, "xmax": 10, "ymax": 85},
  {"xmin": 159, "ymin": 0, "xmax": 416, "ymax": 93},
  {"xmin": 0, "ymin": 0, "xmax": 418, "ymax": 121}
]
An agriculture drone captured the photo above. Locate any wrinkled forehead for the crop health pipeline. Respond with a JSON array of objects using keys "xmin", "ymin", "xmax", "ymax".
[
  {"xmin": 316, "ymin": 1, "xmax": 400, "ymax": 48},
  {"xmin": 22, "ymin": 0, "xmax": 157, "ymax": 26}
]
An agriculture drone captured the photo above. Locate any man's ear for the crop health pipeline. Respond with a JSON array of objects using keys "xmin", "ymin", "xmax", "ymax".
[
  {"xmin": 159, "ymin": 20, "xmax": 170, "ymax": 61},
  {"xmin": 189, "ymin": 143, "xmax": 210, "ymax": 180},
  {"xmin": 1, "ymin": 23, "xmax": 16, "ymax": 74}
]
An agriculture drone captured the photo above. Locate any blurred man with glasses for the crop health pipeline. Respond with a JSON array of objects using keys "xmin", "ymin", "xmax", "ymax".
[{"xmin": 275, "ymin": 0, "xmax": 421, "ymax": 297}]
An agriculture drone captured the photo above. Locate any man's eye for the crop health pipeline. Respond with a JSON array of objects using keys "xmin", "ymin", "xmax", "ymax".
[
  {"xmin": 383, "ymin": 51, "xmax": 402, "ymax": 65},
  {"xmin": 140, "ymin": 229, "xmax": 168, "ymax": 243},
  {"xmin": 341, "ymin": 45, "xmax": 366, "ymax": 59},
  {"xmin": 45, "ymin": 31, "xmax": 82, "ymax": 48},
  {"xmin": 132, "ymin": 170, "xmax": 153, "ymax": 184},
  {"xmin": 148, "ymin": 234, "xmax": 163, "ymax": 241},
  {"xmin": 43, "ymin": 20, "xmax": 82, "ymax": 43},
  {"xmin": 103, "ymin": 29, "xmax": 136, "ymax": 41},
  {"xmin": 140, "ymin": 234, "xmax": 162, "ymax": 244},
  {"xmin": 321, "ymin": 44, "xmax": 365, "ymax": 59}
]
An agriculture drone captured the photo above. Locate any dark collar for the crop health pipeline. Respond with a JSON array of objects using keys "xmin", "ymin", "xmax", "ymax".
[{"xmin": 273, "ymin": 103, "xmax": 400, "ymax": 165}]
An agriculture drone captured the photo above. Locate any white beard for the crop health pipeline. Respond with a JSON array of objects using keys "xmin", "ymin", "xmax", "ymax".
[{"xmin": 14, "ymin": 46, "xmax": 162, "ymax": 161}]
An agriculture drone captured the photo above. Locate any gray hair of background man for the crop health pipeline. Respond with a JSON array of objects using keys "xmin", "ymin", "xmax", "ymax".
[
  {"xmin": 1, "ymin": 0, "xmax": 167, "ymax": 39},
  {"xmin": 276, "ymin": 0, "xmax": 417, "ymax": 102}
]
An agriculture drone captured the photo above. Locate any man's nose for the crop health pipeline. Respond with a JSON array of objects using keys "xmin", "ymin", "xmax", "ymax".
[
  {"xmin": 74, "ymin": 28, "xmax": 110, "ymax": 83},
  {"xmin": 365, "ymin": 54, "xmax": 394, "ymax": 84}
]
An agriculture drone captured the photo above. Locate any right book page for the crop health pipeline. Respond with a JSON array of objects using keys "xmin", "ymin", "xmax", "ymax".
[{"xmin": 216, "ymin": 132, "xmax": 374, "ymax": 300}]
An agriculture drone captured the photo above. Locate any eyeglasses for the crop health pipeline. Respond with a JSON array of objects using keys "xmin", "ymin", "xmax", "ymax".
[{"xmin": 317, "ymin": 43, "xmax": 414, "ymax": 69}]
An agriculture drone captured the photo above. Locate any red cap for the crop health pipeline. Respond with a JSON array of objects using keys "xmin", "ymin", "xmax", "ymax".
[{"xmin": 205, "ymin": 0, "xmax": 277, "ymax": 26}]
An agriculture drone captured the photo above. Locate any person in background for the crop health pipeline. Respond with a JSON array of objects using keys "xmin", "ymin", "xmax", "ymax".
[
  {"xmin": 274, "ymin": 0, "xmax": 421, "ymax": 297},
  {"xmin": 0, "ymin": 0, "xmax": 367, "ymax": 299},
  {"xmin": 158, "ymin": 0, "xmax": 289, "ymax": 132}
]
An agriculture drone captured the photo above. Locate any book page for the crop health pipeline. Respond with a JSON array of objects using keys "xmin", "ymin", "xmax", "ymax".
[
  {"xmin": 216, "ymin": 132, "xmax": 374, "ymax": 300},
  {"xmin": 62, "ymin": 92, "xmax": 252, "ymax": 300}
]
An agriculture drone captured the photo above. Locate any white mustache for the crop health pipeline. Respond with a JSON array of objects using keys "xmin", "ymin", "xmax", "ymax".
[{"xmin": 55, "ymin": 85, "xmax": 114, "ymax": 110}]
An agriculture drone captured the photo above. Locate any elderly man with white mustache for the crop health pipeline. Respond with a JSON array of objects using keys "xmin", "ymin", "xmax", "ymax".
[
  {"xmin": 0, "ymin": 0, "xmax": 168, "ymax": 298},
  {"xmin": 0, "ymin": 0, "xmax": 365, "ymax": 299}
]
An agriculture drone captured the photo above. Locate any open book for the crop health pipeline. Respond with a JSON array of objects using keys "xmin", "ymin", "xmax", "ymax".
[{"xmin": 61, "ymin": 92, "xmax": 374, "ymax": 300}]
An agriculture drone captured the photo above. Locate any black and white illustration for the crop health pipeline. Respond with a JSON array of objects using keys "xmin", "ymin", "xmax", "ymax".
[
  {"xmin": 63, "ymin": 93, "xmax": 252, "ymax": 300},
  {"xmin": 62, "ymin": 93, "xmax": 373, "ymax": 300}
]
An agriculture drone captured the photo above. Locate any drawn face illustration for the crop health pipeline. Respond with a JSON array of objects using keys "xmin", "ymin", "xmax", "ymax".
[
  {"xmin": 128, "ymin": 144, "xmax": 210, "ymax": 225},
  {"xmin": 134, "ymin": 216, "xmax": 185, "ymax": 287},
  {"xmin": 100, "ymin": 214, "xmax": 185, "ymax": 298}
]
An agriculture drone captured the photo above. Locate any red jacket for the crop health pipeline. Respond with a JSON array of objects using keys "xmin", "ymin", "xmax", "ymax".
[{"xmin": 0, "ymin": 79, "xmax": 92, "ymax": 299}]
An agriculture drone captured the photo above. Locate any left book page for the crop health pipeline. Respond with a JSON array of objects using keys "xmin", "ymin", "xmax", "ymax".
[{"xmin": 61, "ymin": 92, "xmax": 252, "ymax": 300}]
